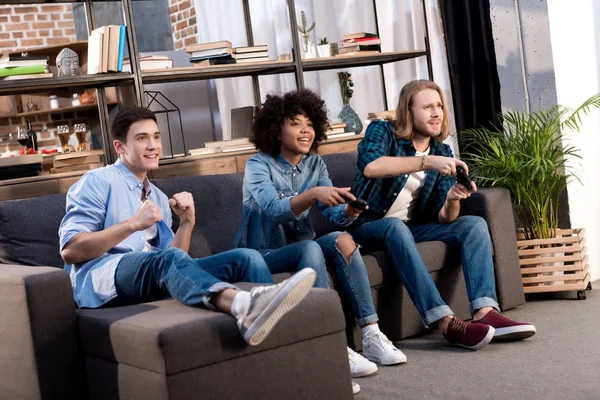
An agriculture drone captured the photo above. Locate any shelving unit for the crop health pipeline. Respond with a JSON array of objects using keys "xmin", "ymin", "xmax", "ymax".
[{"xmin": 0, "ymin": 0, "xmax": 434, "ymax": 194}]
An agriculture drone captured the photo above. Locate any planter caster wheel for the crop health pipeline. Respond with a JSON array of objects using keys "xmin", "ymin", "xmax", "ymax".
[
  {"xmin": 577, "ymin": 290, "xmax": 586, "ymax": 300},
  {"xmin": 586, "ymin": 282, "xmax": 592, "ymax": 291}
]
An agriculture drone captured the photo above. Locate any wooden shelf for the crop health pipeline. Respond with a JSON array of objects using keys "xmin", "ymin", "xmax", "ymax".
[
  {"xmin": 301, "ymin": 50, "xmax": 427, "ymax": 72},
  {"xmin": 0, "ymin": 73, "xmax": 134, "ymax": 96},
  {"xmin": 14, "ymin": 103, "xmax": 116, "ymax": 118},
  {"xmin": 141, "ymin": 61, "xmax": 296, "ymax": 84}
]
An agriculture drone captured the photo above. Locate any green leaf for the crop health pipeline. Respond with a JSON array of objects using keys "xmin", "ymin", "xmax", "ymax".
[{"xmin": 457, "ymin": 93, "xmax": 600, "ymax": 239}]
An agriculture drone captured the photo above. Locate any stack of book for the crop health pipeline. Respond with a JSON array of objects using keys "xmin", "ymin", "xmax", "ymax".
[
  {"xmin": 0, "ymin": 54, "xmax": 51, "ymax": 80},
  {"xmin": 234, "ymin": 45, "xmax": 269, "ymax": 63},
  {"xmin": 325, "ymin": 122, "xmax": 355, "ymax": 139},
  {"xmin": 338, "ymin": 32, "xmax": 381, "ymax": 56},
  {"xmin": 122, "ymin": 55, "xmax": 174, "ymax": 72},
  {"xmin": 368, "ymin": 110, "xmax": 396, "ymax": 121},
  {"xmin": 190, "ymin": 137, "xmax": 255, "ymax": 155},
  {"xmin": 186, "ymin": 40, "xmax": 236, "ymax": 66},
  {"xmin": 87, "ymin": 25, "xmax": 127, "ymax": 74},
  {"xmin": 51, "ymin": 150, "xmax": 104, "ymax": 174}
]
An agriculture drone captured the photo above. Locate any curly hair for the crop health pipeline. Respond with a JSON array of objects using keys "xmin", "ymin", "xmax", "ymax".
[{"xmin": 251, "ymin": 89, "xmax": 329, "ymax": 156}]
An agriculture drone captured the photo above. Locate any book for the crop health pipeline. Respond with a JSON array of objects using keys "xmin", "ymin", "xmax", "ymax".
[
  {"xmin": 234, "ymin": 51, "xmax": 268, "ymax": 59},
  {"xmin": 0, "ymin": 54, "xmax": 48, "ymax": 68},
  {"xmin": 194, "ymin": 58, "xmax": 236, "ymax": 66},
  {"xmin": 53, "ymin": 149, "xmax": 104, "ymax": 161},
  {"xmin": 341, "ymin": 38, "xmax": 381, "ymax": 46},
  {"xmin": 185, "ymin": 40, "xmax": 232, "ymax": 53},
  {"xmin": 189, "ymin": 54, "xmax": 235, "ymax": 63},
  {"xmin": 221, "ymin": 143, "xmax": 256, "ymax": 153},
  {"xmin": 123, "ymin": 55, "xmax": 174, "ymax": 72},
  {"xmin": 189, "ymin": 47, "xmax": 234, "ymax": 59},
  {"xmin": 188, "ymin": 147, "xmax": 218, "ymax": 156},
  {"xmin": 326, "ymin": 127, "xmax": 347, "ymax": 134},
  {"xmin": 336, "ymin": 50, "xmax": 381, "ymax": 57},
  {"xmin": 339, "ymin": 45, "xmax": 381, "ymax": 53},
  {"xmin": 235, "ymin": 57, "xmax": 270, "ymax": 63},
  {"xmin": 117, "ymin": 25, "xmax": 126, "ymax": 71},
  {"xmin": 2, "ymin": 73, "xmax": 53, "ymax": 80},
  {"xmin": 87, "ymin": 29, "xmax": 103, "ymax": 74},
  {"xmin": 329, "ymin": 122, "xmax": 347, "ymax": 129},
  {"xmin": 51, "ymin": 162, "xmax": 103, "ymax": 174},
  {"xmin": 100, "ymin": 26, "xmax": 111, "ymax": 73},
  {"xmin": 204, "ymin": 137, "xmax": 250, "ymax": 149},
  {"xmin": 53, "ymin": 155, "xmax": 101, "ymax": 168},
  {"xmin": 342, "ymin": 37, "xmax": 381, "ymax": 44},
  {"xmin": 107, "ymin": 25, "xmax": 121, "ymax": 72},
  {"xmin": 325, "ymin": 132, "xmax": 357, "ymax": 140},
  {"xmin": 368, "ymin": 110, "xmax": 396, "ymax": 120},
  {"xmin": 234, "ymin": 45, "xmax": 268, "ymax": 53},
  {"xmin": 0, "ymin": 65, "xmax": 47, "ymax": 78},
  {"xmin": 342, "ymin": 32, "xmax": 378, "ymax": 40}
]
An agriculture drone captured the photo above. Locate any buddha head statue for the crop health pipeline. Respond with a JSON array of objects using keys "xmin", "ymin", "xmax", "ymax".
[{"xmin": 56, "ymin": 48, "xmax": 80, "ymax": 77}]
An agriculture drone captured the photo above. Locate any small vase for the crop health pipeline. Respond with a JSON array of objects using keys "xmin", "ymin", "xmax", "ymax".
[
  {"xmin": 301, "ymin": 34, "xmax": 315, "ymax": 59},
  {"xmin": 338, "ymin": 104, "xmax": 363, "ymax": 133}
]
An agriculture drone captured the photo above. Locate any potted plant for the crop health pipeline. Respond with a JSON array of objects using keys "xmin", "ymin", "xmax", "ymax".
[
  {"xmin": 458, "ymin": 94, "xmax": 600, "ymax": 297},
  {"xmin": 297, "ymin": 11, "xmax": 315, "ymax": 59},
  {"xmin": 337, "ymin": 71, "xmax": 362, "ymax": 133},
  {"xmin": 317, "ymin": 37, "xmax": 330, "ymax": 58}
]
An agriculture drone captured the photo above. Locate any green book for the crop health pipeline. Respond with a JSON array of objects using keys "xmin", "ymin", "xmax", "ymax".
[{"xmin": 0, "ymin": 65, "xmax": 47, "ymax": 78}]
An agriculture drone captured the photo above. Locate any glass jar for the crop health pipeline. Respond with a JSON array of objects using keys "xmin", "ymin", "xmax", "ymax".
[{"xmin": 49, "ymin": 95, "xmax": 59, "ymax": 110}]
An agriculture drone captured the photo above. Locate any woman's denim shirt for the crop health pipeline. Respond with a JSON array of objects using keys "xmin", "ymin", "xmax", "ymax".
[{"xmin": 233, "ymin": 152, "xmax": 353, "ymax": 251}]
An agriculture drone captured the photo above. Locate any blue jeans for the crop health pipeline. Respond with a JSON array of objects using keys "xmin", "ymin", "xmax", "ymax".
[
  {"xmin": 352, "ymin": 216, "xmax": 499, "ymax": 326},
  {"xmin": 261, "ymin": 232, "xmax": 378, "ymax": 326},
  {"xmin": 114, "ymin": 247, "xmax": 273, "ymax": 310}
]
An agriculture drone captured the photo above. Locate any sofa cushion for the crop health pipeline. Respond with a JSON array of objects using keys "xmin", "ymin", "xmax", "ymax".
[
  {"xmin": 153, "ymin": 173, "xmax": 245, "ymax": 258},
  {"xmin": 0, "ymin": 193, "xmax": 66, "ymax": 268},
  {"xmin": 77, "ymin": 287, "xmax": 345, "ymax": 375}
]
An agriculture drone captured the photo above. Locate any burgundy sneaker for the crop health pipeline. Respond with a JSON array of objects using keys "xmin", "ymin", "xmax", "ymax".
[
  {"xmin": 473, "ymin": 310, "xmax": 536, "ymax": 341},
  {"xmin": 443, "ymin": 316, "xmax": 495, "ymax": 350}
]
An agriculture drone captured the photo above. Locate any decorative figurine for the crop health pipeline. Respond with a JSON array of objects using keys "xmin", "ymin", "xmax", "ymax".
[
  {"xmin": 26, "ymin": 98, "xmax": 38, "ymax": 112},
  {"xmin": 56, "ymin": 48, "xmax": 80, "ymax": 77}
]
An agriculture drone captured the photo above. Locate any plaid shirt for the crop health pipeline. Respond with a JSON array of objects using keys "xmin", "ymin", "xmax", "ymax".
[{"xmin": 352, "ymin": 120, "xmax": 455, "ymax": 226}]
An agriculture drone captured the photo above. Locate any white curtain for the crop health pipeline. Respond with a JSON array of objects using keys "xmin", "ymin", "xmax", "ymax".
[{"xmin": 192, "ymin": 0, "xmax": 456, "ymax": 151}]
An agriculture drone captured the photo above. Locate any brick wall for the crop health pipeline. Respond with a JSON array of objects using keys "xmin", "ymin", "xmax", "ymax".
[
  {"xmin": 0, "ymin": 4, "xmax": 77, "ymax": 52},
  {"xmin": 168, "ymin": 0, "xmax": 197, "ymax": 50}
]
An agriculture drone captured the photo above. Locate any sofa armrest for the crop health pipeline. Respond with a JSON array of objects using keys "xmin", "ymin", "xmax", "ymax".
[
  {"xmin": 461, "ymin": 188, "xmax": 526, "ymax": 310},
  {"xmin": 0, "ymin": 266, "xmax": 86, "ymax": 400}
]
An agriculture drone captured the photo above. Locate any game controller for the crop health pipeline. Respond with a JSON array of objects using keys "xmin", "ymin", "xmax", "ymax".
[
  {"xmin": 456, "ymin": 166, "xmax": 473, "ymax": 188},
  {"xmin": 347, "ymin": 198, "xmax": 368, "ymax": 210}
]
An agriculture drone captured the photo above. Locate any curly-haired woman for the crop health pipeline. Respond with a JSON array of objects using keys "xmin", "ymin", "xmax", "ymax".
[{"xmin": 233, "ymin": 89, "xmax": 406, "ymax": 382}]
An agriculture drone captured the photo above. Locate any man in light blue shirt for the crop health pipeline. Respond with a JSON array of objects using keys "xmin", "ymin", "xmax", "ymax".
[{"xmin": 59, "ymin": 106, "xmax": 316, "ymax": 346}]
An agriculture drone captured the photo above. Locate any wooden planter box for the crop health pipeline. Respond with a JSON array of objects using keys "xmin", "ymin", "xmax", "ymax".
[{"xmin": 518, "ymin": 228, "xmax": 591, "ymax": 299}]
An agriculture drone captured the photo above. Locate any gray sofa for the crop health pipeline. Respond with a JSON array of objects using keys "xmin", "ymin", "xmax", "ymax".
[{"xmin": 0, "ymin": 151, "xmax": 525, "ymax": 399}]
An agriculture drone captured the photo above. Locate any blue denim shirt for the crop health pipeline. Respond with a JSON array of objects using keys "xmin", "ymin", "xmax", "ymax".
[
  {"xmin": 59, "ymin": 159, "xmax": 174, "ymax": 308},
  {"xmin": 233, "ymin": 152, "xmax": 353, "ymax": 251}
]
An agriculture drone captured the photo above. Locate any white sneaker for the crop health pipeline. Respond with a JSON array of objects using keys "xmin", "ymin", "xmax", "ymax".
[
  {"xmin": 352, "ymin": 381, "xmax": 360, "ymax": 395},
  {"xmin": 237, "ymin": 268, "xmax": 316, "ymax": 345},
  {"xmin": 362, "ymin": 330, "xmax": 407, "ymax": 365},
  {"xmin": 347, "ymin": 346, "xmax": 377, "ymax": 377}
]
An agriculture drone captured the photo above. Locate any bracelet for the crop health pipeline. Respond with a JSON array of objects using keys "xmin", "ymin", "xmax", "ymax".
[{"xmin": 420, "ymin": 155, "xmax": 426, "ymax": 171}]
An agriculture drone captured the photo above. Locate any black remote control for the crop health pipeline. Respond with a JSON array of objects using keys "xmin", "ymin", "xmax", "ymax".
[
  {"xmin": 348, "ymin": 198, "xmax": 368, "ymax": 210},
  {"xmin": 456, "ymin": 166, "xmax": 473, "ymax": 188}
]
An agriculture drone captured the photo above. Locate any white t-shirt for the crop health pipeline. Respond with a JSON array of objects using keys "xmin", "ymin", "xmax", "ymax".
[
  {"xmin": 384, "ymin": 147, "xmax": 430, "ymax": 221},
  {"xmin": 142, "ymin": 224, "xmax": 158, "ymax": 252}
]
